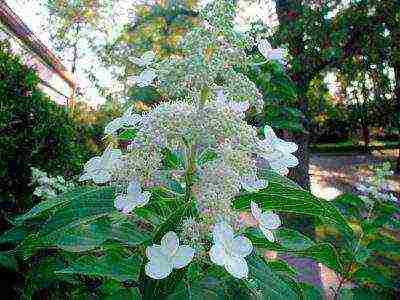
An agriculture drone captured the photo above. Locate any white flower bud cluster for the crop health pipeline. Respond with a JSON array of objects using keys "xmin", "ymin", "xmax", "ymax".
[
  {"xmin": 194, "ymin": 159, "xmax": 242, "ymax": 227},
  {"xmin": 356, "ymin": 163, "xmax": 398, "ymax": 204},
  {"xmin": 31, "ymin": 167, "xmax": 74, "ymax": 199},
  {"xmin": 111, "ymin": 147, "xmax": 163, "ymax": 191}
]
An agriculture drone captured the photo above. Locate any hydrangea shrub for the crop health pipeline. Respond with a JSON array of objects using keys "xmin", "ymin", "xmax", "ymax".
[{"xmin": 1, "ymin": 1, "xmax": 356, "ymax": 298}]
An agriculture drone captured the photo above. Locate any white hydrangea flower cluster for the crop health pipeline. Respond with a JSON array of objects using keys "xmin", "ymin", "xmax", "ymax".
[
  {"xmin": 356, "ymin": 163, "xmax": 398, "ymax": 204},
  {"xmin": 31, "ymin": 167, "xmax": 74, "ymax": 199},
  {"xmin": 79, "ymin": 0, "xmax": 298, "ymax": 281}
]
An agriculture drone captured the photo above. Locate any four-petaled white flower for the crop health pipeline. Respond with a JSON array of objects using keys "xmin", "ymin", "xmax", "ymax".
[
  {"xmin": 79, "ymin": 146, "xmax": 122, "ymax": 184},
  {"xmin": 257, "ymin": 39, "xmax": 286, "ymax": 65},
  {"xmin": 256, "ymin": 125, "xmax": 298, "ymax": 176},
  {"xmin": 217, "ymin": 89, "xmax": 250, "ymax": 116},
  {"xmin": 128, "ymin": 68, "xmax": 157, "ymax": 87},
  {"xmin": 105, "ymin": 106, "xmax": 142, "ymax": 135},
  {"xmin": 251, "ymin": 201, "xmax": 281, "ymax": 242},
  {"xmin": 115, "ymin": 179, "xmax": 151, "ymax": 214},
  {"xmin": 209, "ymin": 222, "xmax": 253, "ymax": 279},
  {"xmin": 131, "ymin": 51, "xmax": 155, "ymax": 67},
  {"xmin": 145, "ymin": 231, "xmax": 195, "ymax": 279},
  {"xmin": 241, "ymin": 176, "xmax": 268, "ymax": 192}
]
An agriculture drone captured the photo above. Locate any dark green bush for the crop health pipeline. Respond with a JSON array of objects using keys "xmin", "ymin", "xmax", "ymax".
[{"xmin": 0, "ymin": 42, "xmax": 93, "ymax": 211}]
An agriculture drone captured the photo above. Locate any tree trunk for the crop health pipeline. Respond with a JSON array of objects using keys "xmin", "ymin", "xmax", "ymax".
[
  {"xmin": 290, "ymin": 129, "xmax": 310, "ymax": 189},
  {"xmin": 361, "ymin": 124, "xmax": 370, "ymax": 153}
]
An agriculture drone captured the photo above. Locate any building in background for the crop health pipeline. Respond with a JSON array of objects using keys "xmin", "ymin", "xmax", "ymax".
[{"xmin": 0, "ymin": 0, "xmax": 76, "ymax": 107}]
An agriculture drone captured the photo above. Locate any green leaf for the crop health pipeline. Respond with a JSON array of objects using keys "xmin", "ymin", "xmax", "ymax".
[
  {"xmin": 340, "ymin": 287, "xmax": 389, "ymax": 300},
  {"xmin": 332, "ymin": 193, "xmax": 366, "ymax": 218},
  {"xmin": 352, "ymin": 267, "xmax": 396, "ymax": 289},
  {"xmin": 154, "ymin": 201, "xmax": 195, "ymax": 241},
  {"xmin": 234, "ymin": 179, "xmax": 352, "ymax": 236},
  {"xmin": 267, "ymin": 259, "xmax": 298, "ymax": 278},
  {"xmin": 0, "ymin": 225, "xmax": 31, "ymax": 245},
  {"xmin": 40, "ymin": 186, "xmax": 115, "ymax": 236},
  {"xmin": 166, "ymin": 276, "xmax": 226, "ymax": 300},
  {"xmin": 162, "ymin": 148, "xmax": 184, "ymax": 169},
  {"xmin": 246, "ymin": 230, "xmax": 343, "ymax": 273},
  {"xmin": 56, "ymin": 251, "xmax": 143, "ymax": 282},
  {"xmin": 0, "ymin": 251, "xmax": 17, "ymax": 271},
  {"xmin": 298, "ymin": 242, "xmax": 342, "ymax": 273},
  {"xmin": 299, "ymin": 283, "xmax": 323, "ymax": 300},
  {"xmin": 99, "ymin": 280, "xmax": 142, "ymax": 300},
  {"xmin": 197, "ymin": 148, "xmax": 218, "ymax": 165},
  {"xmin": 111, "ymin": 218, "xmax": 153, "ymax": 247},
  {"xmin": 275, "ymin": 228, "xmax": 315, "ymax": 251},
  {"xmin": 118, "ymin": 128, "xmax": 137, "ymax": 141},
  {"xmin": 13, "ymin": 193, "xmax": 71, "ymax": 225},
  {"xmin": 16, "ymin": 187, "xmax": 116, "ymax": 259},
  {"xmin": 247, "ymin": 255, "xmax": 299, "ymax": 300},
  {"xmin": 48, "ymin": 217, "xmax": 111, "ymax": 252}
]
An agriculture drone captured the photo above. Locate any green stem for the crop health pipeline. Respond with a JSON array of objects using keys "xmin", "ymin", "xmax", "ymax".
[{"xmin": 184, "ymin": 143, "xmax": 197, "ymax": 203}]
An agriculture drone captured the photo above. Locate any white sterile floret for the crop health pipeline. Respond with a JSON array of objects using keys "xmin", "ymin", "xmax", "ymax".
[
  {"xmin": 251, "ymin": 201, "xmax": 281, "ymax": 242},
  {"xmin": 241, "ymin": 176, "xmax": 267, "ymax": 192},
  {"xmin": 209, "ymin": 222, "xmax": 253, "ymax": 279},
  {"xmin": 114, "ymin": 179, "xmax": 150, "ymax": 214},
  {"xmin": 257, "ymin": 39, "xmax": 286, "ymax": 65},
  {"xmin": 145, "ymin": 231, "xmax": 195, "ymax": 279},
  {"xmin": 128, "ymin": 68, "xmax": 157, "ymax": 87},
  {"xmin": 131, "ymin": 51, "xmax": 155, "ymax": 67},
  {"xmin": 256, "ymin": 125, "xmax": 298, "ymax": 176},
  {"xmin": 217, "ymin": 89, "xmax": 250, "ymax": 116},
  {"xmin": 79, "ymin": 146, "xmax": 122, "ymax": 184},
  {"xmin": 105, "ymin": 106, "xmax": 142, "ymax": 135}
]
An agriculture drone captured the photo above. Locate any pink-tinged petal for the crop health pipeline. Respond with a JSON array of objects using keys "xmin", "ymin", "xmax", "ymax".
[
  {"xmin": 259, "ymin": 212, "xmax": 281, "ymax": 230},
  {"xmin": 229, "ymin": 101, "xmax": 249, "ymax": 114},
  {"xmin": 216, "ymin": 89, "xmax": 225, "ymax": 103},
  {"xmin": 104, "ymin": 118, "xmax": 123, "ymax": 134},
  {"xmin": 161, "ymin": 231, "xmax": 179, "ymax": 256},
  {"xmin": 212, "ymin": 222, "xmax": 234, "ymax": 244},
  {"xmin": 145, "ymin": 258, "xmax": 173, "ymax": 280},
  {"xmin": 272, "ymin": 138, "xmax": 298, "ymax": 154},
  {"xmin": 146, "ymin": 245, "xmax": 164, "ymax": 260},
  {"xmin": 269, "ymin": 160, "xmax": 289, "ymax": 176},
  {"xmin": 209, "ymin": 244, "xmax": 226, "ymax": 266},
  {"xmin": 172, "ymin": 246, "xmax": 195, "ymax": 269},
  {"xmin": 127, "ymin": 180, "xmax": 141, "ymax": 194},
  {"xmin": 260, "ymin": 226, "xmax": 275, "ymax": 242},
  {"xmin": 250, "ymin": 201, "xmax": 261, "ymax": 221},
  {"xmin": 242, "ymin": 178, "xmax": 267, "ymax": 192},
  {"xmin": 258, "ymin": 39, "xmax": 272, "ymax": 59},
  {"xmin": 92, "ymin": 169, "xmax": 111, "ymax": 184},
  {"xmin": 123, "ymin": 114, "xmax": 142, "ymax": 126},
  {"xmin": 83, "ymin": 157, "xmax": 102, "ymax": 172},
  {"xmin": 268, "ymin": 49, "xmax": 285, "ymax": 63},
  {"xmin": 285, "ymin": 154, "xmax": 299, "ymax": 168},
  {"xmin": 115, "ymin": 195, "xmax": 135, "ymax": 214},
  {"xmin": 141, "ymin": 51, "xmax": 155, "ymax": 65},
  {"xmin": 130, "ymin": 191, "xmax": 150, "ymax": 208},
  {"xmin": 79, "ymin": 173, "xmax": 92, "ymax": 182},
  {"xmin": 231, "ymin": 236, "xmax": 253, "ymax": 257},
  {"xmin": 263, "ymin": 125, "xmax": 278, "ymax": 140},
  {"xmin": 225, "ymin": 256, "xmax": 249, "ymax": 279}
]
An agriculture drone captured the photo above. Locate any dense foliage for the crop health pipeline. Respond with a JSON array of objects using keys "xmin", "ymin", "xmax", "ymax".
[{"xmin": 0, "ymin": 42, "xmax": 94, "ymax": 211}]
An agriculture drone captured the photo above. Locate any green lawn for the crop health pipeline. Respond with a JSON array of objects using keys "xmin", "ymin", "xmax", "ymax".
[{"xmin": 310, "ymin": 140, "xmax": 400, "ymax": 153}]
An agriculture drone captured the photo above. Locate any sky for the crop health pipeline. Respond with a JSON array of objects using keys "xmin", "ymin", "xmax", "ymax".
[{"xmin": 5, "ymin": 0, "xmax": 279, "ymax": 107}]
